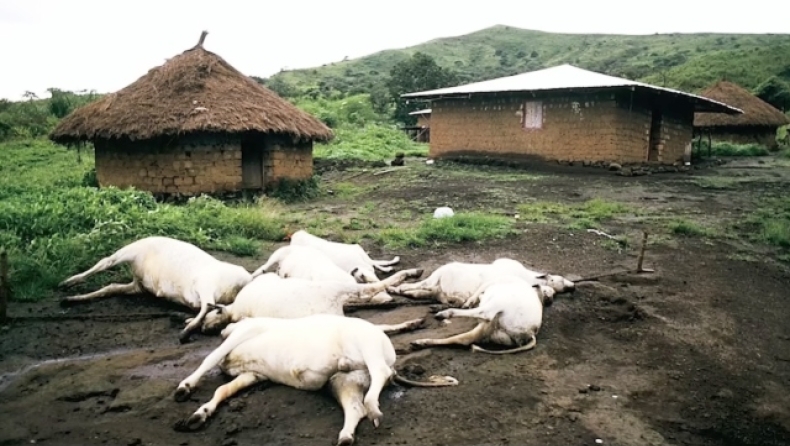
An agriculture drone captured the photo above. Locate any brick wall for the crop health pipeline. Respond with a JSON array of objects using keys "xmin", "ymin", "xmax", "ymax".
[
  {"xmin": 95, "ymin": 133, "xmax": 315, "ymax": 195},
  {"xmin": 428, "ymin": 91, "xmax": 696, "ymax": 165},
  {"xmin": 94, "ymin": 133, "xmax": 243, "ymax": 195},
  {"xmin": 263, "ymin": 139, "xmax": 313, "ymax": 186}
]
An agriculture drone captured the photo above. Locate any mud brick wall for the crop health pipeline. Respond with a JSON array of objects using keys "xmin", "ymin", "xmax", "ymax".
[
  {"xmin": 262, "ymin": 139, "xmax": 313, "ymax": 186},
  {"xmin": 656, "ymin": 106, "xmax": 694, "ymax": 163},
  {"xmin": 94, "ymin": 134, "xmax": 243, "ymax": 195},
  {"xmin": 429, "ymin": 91, "xmax": 697, "ymax": 164}
]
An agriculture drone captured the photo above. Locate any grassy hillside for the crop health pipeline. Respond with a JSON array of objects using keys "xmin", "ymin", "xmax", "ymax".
[{"xmin": 266, "ymin": 25, "xmax": 790, "ymax": 95}]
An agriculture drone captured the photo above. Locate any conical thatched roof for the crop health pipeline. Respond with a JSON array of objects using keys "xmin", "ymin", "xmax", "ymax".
[
  {"xmin": 50, "ymin": 33, "xmax": 333, "ymax": 144},
  {"xmin": 694, "ymin": 80, "xmax": 789, "ymax": 128}
]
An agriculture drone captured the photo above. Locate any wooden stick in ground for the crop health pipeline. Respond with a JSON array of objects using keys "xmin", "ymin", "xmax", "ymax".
[
  {"xmin": 0, "ymin": 251, "xmax": 9, "ymax": 323},
  {"xmin": 636, "ymin": 230, "xmax": 649, "ymax": 272}
]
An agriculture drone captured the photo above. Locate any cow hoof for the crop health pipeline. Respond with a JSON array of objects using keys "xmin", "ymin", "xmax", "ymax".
[
  {"xmin": 337, "ymin": 434, "xmax": 355, "ymax": 446},
  {"xmin": 410, "ymin": 340, "xmax": 428, "ymax": 349},
  {"xmin": 411, "ymin": 269, "xmax": 424, "ymax": 278},
  {"xmin": 434, "ymin": 310, "xmax": 451, "ymax": 320},
  {"xmin": 172, "ymin": 413, "xmax": 207, "ymax": 432},
  {"xmin": 178, "ymin": 332, "xmax": 192, "ymax": 344},
  {"xmin": 59, "ymin": 297, "xmax": 79, "ymax": 307},
  {"xmin": 174, "ymin": 386, "xmax": 191, "ymax": 402}
]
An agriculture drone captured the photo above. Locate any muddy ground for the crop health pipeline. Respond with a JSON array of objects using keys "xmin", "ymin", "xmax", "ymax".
[{"xmin": 2, "ymin": 156, "xmax": 790, "ymax": 446}]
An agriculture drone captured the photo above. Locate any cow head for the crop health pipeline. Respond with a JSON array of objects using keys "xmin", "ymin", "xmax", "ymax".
[
  {"xmin": 202, "ymin": 303, "xmax": 232, "ymax": 333},
  {"xmin": 534, "ymin": 284, "xmax": 556, "ymax": 306},
  {"xmin": 545, "ymin": 274, "xmax": 575, "ymax": 293}
]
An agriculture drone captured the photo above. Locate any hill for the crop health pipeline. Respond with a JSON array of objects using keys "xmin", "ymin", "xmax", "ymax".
[{"xmin": 264, "ymin": 25, "xmax": 790, "ymax": 96}]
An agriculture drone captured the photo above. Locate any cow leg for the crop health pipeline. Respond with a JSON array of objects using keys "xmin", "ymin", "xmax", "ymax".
[
  {"xmin": 411, "ymin": 322, "xmax": 488, "ymax": 349},
  {"xmin": 179, "ymin": 295, "xmax": 210, "ymax": 344},
  {"xmin": 175, "ymin": 372, "xmax": 262, "ymax": 431},
  {"xmin": 58, "ymin": 252, "xmax": 130, "ymax": 288},
  {"xmin": 375, "ymin": 317, "xmax": 425, "ymax": 335},
  {"xmin": 329, "ymin": 370, "xmax": 371, "ymax": 446},
  {"xmin": 362, "ymin": 361, "xmax": 394, "ymax": 428},
  {"xmin": 60, "ymin": 280, "xmax": 142, "ymax": 305},
  {"xmin": 175, "ymin": 322, "xmax": 267, "ymax": 401},
  {"xmin": 388, "ymin": 283, "xmax": 440, "ymax": 300}
]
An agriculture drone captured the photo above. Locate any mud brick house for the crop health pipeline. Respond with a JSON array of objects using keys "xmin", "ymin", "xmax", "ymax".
[
  {"xmin": 406, "ymin": 108, "xmax": 431, "ymax": 142},
  {"xmin": 49, "ymin": 32, "xmax": 332, "ymax": 196},
  {"xmin": 402, "ymin": 64, "xmax": 742, "ymax": 165},
  {"xmin": 693, "ymin": 80, "xmax": 789, "ymax": 150}
]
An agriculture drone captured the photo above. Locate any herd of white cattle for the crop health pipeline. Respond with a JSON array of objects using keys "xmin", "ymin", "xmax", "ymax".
[{"xmin": 58, "ymin": 229, "xmax": 576, "ymax": 446}]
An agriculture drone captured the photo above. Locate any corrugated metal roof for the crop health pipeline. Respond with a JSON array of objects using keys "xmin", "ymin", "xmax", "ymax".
[
  {"xmin": 402, "ymin": 64, "xmax": 742, "ymax": 115},
  {"xmin": 408, "ymin": 108, "xmax": 432, "ymax": 115}
]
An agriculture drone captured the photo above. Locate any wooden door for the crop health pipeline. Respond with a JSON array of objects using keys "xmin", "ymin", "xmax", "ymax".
[
  {"xmin": 241, "ymin": 142, "xmax": 264, "ymax": 189},
  {"xmin": 647, "ymin": 110, "xmax": 662, "ymax": 162}
]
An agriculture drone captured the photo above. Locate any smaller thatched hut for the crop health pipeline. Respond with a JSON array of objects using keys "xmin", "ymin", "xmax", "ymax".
[
  {"xmin": 694, "ymin": 80, "xmax": 789, "ymax": 149},
  {"xmin": 50, "ymin": 31, "xmax": 333, "ymax": 196}
]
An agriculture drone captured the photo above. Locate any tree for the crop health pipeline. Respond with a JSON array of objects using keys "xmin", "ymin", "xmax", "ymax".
[
  {"xmin": 386, "ymin": 52, "xmax": 458, "ymax": 125},
  {"xmin": 754, "ymin": 76, "xmax": 790, "ymax": 112}
]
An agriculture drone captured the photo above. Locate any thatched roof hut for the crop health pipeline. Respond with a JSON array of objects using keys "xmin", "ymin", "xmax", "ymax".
[
  {"xmin": 49, "ymin": 32, "xmax": 332, "ymax": 195},
  {"xmin": 693, "ymin": 80, "xmax": 788, "ymax": 149},
  {"xmin": 694, "ymin": 80, "xmax": 789, "ymax": 129},
  {"xmin": 50, "ymin": 32, "xmax": 332, "ymax": 144}
]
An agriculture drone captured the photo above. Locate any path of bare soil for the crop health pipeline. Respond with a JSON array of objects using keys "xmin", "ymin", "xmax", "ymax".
[{"xmin": 1, "ymin": 157, "xmax": 789, "ymax": 446}]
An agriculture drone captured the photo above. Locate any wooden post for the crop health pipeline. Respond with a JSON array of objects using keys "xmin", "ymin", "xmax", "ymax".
[
  {"xmin": 636, "ymin": 231, "xmax": 648, "ymax": 273},
  {"xmin": 707, "ymin": 131, "xmax": 712, "ymax": 158},
  {"xmin": 197, "ymin": 30, "xmax": 208, "ymax": 47},
  {"xmin": 0, "ymin": 251, "xmax": 9, "ymax": 323}
]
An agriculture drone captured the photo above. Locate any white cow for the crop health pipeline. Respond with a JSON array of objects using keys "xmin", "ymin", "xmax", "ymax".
[
  {"xmin": 389, "ymin": 258, "xmax": 574, "ymax": 307},
  {"xmin": 201, "ymin": 269, "xmax": 425, "ymax": 335},
  {"xmin": 251, "ymin": 244, "xmax": 395, "ymax": 302},
  {"xmin": 288, "ymin": 229, "xmax": 400, "ymax": 282},
  {"xmin": 174, "ymin": 315, "xmax": 458, "ymax": 445},
  {"xmin": 58, "ymin": 236, "xmax": 252, "ymax": 343},
  {"xmin": 410, "ymin": 277, "xmax": 546, "ymax": 355}
]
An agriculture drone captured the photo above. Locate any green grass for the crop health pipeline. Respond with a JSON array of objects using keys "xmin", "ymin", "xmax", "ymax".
[
  {"xmin": 266, "ymin": 25, "xmax": 790, "ymax": 97},
  {"xmin": 314, "ymin": 124, "xmax": 428, "ymax": 161},
  {"xmin": 744, "ymin": 197, "xmax": 790, "ymax": 249},
  {"xmin": 705, "ymin": 141, "xmax": 770, "ymax": 157},
  {"xmin": 665, "ymin": 218, "xmax": 719, "ymax": 238},
  {"xmin": 370, "ymin": 212, "xmax": 516, "ymax": 249},
  {"xmin": 0, "ymin": 139, "xmax": 290, "ymax": 301},
  {"xmin": 517, "ymin": 198, "xmax": 636, "ymax": 229}
]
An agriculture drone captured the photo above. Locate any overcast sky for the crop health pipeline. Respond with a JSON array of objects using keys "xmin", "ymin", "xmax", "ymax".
[{"xmin": 2, "ymin": 0, "xmax": 788, "ymax": 101}]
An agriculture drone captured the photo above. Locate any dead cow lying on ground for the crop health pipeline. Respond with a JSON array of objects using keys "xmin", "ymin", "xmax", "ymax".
[
  {"xmin": 58, "ymin": 236, "xmax": 252, "ymax": 343},
  {"xmin": 201, "ymin": 269, "xmax": 425, "ymax": 335},
  {"xmin": 411, "ymin": 277, "xmax": 549, "ymax": 355},
  {"xmin": 287, "ymin": 229, "xmax": 400, "ymax": 283},
  {"xmin": 251, "ymin": 244, "xmax": 395, "ymax": 302},
  {"xmin": 174, "ymin": 314, "xmax": 458, "ymax": 445},
  {"xmin": 389, "ymin": 258, "xmax": 574, "ymax": 307}
]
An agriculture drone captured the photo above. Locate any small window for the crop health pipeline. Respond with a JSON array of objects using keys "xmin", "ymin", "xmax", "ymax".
[{"xmin": 522, "ymin": 101, "xmax": 543, "ymax": 130}]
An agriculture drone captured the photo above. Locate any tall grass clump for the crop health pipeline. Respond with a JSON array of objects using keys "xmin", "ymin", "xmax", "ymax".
[
  {"xmin": 372, "ymin": 212, "xmax": 515, "ymax": 249},
  {"xmin": 0, "ymin": 139, "xmax": 288, "ymax": 301}
]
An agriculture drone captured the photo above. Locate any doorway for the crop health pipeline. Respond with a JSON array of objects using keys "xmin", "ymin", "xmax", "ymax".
[
  {"xmin": 647, "ymin": 110, "xmax": 662, "ymax": 162},
  {"xmin": 241, "ymin": 140, "xmax": 264, "ymax": 189}
]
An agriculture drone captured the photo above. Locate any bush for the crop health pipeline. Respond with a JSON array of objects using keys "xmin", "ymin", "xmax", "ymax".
[
  {"xmin": 314, "ymin": 124, "xmax": 428, "ymax": 161},
  {"xmin": 707, "ymin": 141, "xmax": 769, "ymax": 157}
]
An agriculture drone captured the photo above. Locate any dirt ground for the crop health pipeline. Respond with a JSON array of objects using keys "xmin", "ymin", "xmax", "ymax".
[{"xmin": 2, "ymin": 156, "xmax": 790, "ymax": 446}]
